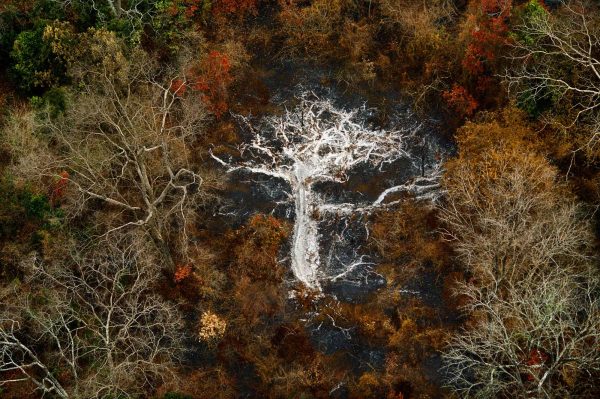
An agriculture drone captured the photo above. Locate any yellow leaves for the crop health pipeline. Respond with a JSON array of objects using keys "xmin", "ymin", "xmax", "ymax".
[
  {"xmin": 370, "ymin": 201, "xmax": 449, "ymax": 280},
  {"xmin": 339, "ymin": 20, "xmax": 373, "ymax": 62},
  {"xmin": 444, "ymin": 107, "xmax": 556, "ymax": 204},
  {"xmin": 42, "ymin": 21, "xmax": 129, "ymax": 84},
  {"xmin": 356, "ymin": 371, "xmax": 384, "ymax": 397},
  {"xmin": 560, "ymin": 362, "xmax": 579, "ymax": 388},
  {"xmin": 440, "ymin": 106, "xmax": 590, "ymax": 286},
  {"xmin": 198, "ymin": 310, "xmax": 227, "ymax": 344},
  {"xmin": 388, "ymin": 318, "xmax": 418, "ymax": 349},
  {"xmin": 43, "ymin": 21, "xmax": 77, "ymax": 63}
]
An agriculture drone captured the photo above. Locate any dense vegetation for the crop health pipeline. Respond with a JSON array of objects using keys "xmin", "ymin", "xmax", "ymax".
[{"xmin": 0, "ymin": 1, "xmax": 599, "ymax": 398}]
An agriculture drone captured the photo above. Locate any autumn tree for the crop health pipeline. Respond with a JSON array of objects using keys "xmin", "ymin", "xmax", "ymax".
[
  {"xmin": 189, "ymin": 50, "xmax": 233, "ymax": 117},
  {"xmin": 277, "ymin": 0, "xmax": 347, "ymax": 59},
  {"xmin": 440, "ymin": 109, "xmax": 599, "ymax": 397},
  {"xmin": 212, "ymin": 0, "xmax": 258, "ymax": 17},
  {"xmin": 439, "ymin": 110, "xmax": 591, "ymax": 285},
  {"xmin": 377, "ymin": 0, "xmax": 456, "ymax": 75}
]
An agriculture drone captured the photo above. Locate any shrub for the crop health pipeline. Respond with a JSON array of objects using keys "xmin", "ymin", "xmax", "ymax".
[
  {"xmin": 189, "ymin": 50, "xmax": 233, "ymax": 117},
  {"xmin": 442, "ymin": 84, "xmax": 479, "ymax": 118},
  {"xmin": 231, "ymin": 214, "xmax": 288, "ymax": 282}
]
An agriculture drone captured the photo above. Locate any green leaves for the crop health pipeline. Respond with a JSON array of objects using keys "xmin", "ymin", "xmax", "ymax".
[
  {"xmin": 10, "ymin": 24, "xmax": 67, "ymax": 92},
  {"xmin": 512, "ymin": 0, "xmax": 549, "ymax": 46}
]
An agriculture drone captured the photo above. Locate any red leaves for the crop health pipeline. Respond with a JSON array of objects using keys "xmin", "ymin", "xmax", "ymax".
[
  {"xmin": 481, "ymin": 0, "xmax": 512, "ymax": 16},
  {"xmin": 454, "ymin": 0, "xmax": 512, "ymax": 112},
  {"xmin": 463, "ymin": 1, "xmax": 511, "ymax": 77},
  {"xmin": 463, "ymin": 15, "xmax": 509, "ymax": 76},
  {"xmin": 524, "ymin": 348, "xmax": 549, "ymax": 381},
  {"xmin": 169, "ymin": 78, "xmax": 187, "ymax": 96},
  {"xmin": 387, "ymin": 391, "xmax": 405, "ymax": 399},
  {"xmin": 180, "ymin": 0, "xmax": 258, "ymax": 19},
  {"xmin": 526, "ymin": 348, "xmax": 549, "ymax": 366},
  {"xmin": 177, "ymin": 50, "xmax": 233, "ymax": 117},
  {"xmin": 174, "ymin": 264, "xmax": 193, "ymax": 283},
  {"xmin": 191, "ymin": 50, "xmax": 233, "ymax": 117},
  {"xmin": 180, "ymin": 0, "xmax": 204, "ymax": 18},
  {"xmin": 443, "ymin": 85, "xmax": 479, "ymax": 118},
  {"xmin": 49, "ymin": 170, "xmax": 69, "ymax": 206}
]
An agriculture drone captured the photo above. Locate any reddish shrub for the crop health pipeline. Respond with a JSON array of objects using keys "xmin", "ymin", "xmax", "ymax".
[
  {"xmin": 49, "ymin": 170, "xmax": 69, "ymax": 206},
  {"xmin": 174, "ymin": 264, "xmax": 193, "ymax": 283},
  {"xmin": 231, "ymin": 214, "xmax": 289, "ymax": 282},
  {"xmin": 481, "ymin": 0, "xmax": 512, "ymax": 15},
  {"xmin": 190, "ymin": 50, "xmax": 233, "ymax": 117},
  {"xmin": 463, "ymin": 2, "xmax": 511, "ymax": 76},
  {"xmin": 443, "ymin": 85, "xmax": 479, "ymax": 118},
  {"xmin": 169, "ymin": 78, "xmax": 187, "ymax": 96},
  {"xmin": 524, "ymin": 348, "xmax": 549, "ymax": 381},
  {"xmin": 180, "ymin": 0, "xmax": 207, "ymax": 18}
]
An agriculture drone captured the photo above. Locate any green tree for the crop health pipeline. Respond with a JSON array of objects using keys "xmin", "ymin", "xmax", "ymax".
[{"xmin": 10, "ymin": 24, "xmax": 66, "ymax": 92}]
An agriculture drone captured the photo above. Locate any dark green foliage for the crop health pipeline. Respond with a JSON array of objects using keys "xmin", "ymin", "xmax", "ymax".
[
  {"xmin": 516, "ymin": 86, "xmax": 555, "ymax": 118},
  {"xmin": 150, "ymin": 1, "xmax": 197, "ymax": 55},
  {"xmin": 0, "ymin": 9, "xmax": 27, "ymax": 65},
  {"xmin": 0, "ymin": 175, "xmax": 61, "ymax": 239},
  {"xmin": 30, "ymin": 87, "xmax": 68, "ymax": 118},
  {"xmin": 0, "ymin": 1, "xmax": 64, "ymax": 64},
  {"xmin": 511, "ymin": 0, "xmax": 548, "ymax": 46},
  {"xmin": 25, "ymin": 193, "xmax": 52, "ymax": 220},
  {"xmin": 9, "ymin": 24, "xmax": 67, "ymax": 92}
]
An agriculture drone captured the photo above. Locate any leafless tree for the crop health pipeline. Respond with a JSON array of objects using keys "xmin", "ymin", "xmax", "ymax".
[
  {"xmin": 505, "ymin": 0, "xmax": 600, "ymax": 151},
  {"xmin": 442, "ymin": 267, "xmax": 600, "ymax": 398},
  {"xmin": 0, "ymin": 317, "xmax": 69, "ymax": 398},
  {"xmin": 211, "ymin": 93, "xmax": 440, "ymax": 289},
  {"xmin": 0, "ymin": 236, "xmax": 185, "ymax": 398},
  {"xmin": 52, "ymin": 1, "xmax": 159, "ymax": 27},
  {"xmin": 41, "ymin": 44, "xmax": 212, "ymax": 269}
]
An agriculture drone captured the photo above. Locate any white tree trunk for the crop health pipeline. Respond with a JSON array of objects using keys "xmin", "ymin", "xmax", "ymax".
[{"xmin": 290, "ymin": 163, "xmax": 321, "ymax": 289}]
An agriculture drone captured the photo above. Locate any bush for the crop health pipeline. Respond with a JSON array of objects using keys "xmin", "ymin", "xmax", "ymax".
[
  {"xmin": 30, "ymin": 87, "xmax": 68, "ymax": 118},
  {"xmin": 0, "ymin": 173, "xmax": 64, "ymax": 237}
]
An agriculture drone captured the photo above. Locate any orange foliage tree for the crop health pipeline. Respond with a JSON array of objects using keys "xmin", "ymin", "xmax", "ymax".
[
  {"xmin": 442, "ymin": 84, "xmax": 479, "ymax": 118},
  {"xmin": 179, "ymin": 0, "xmax": 258, "ymax": 20},
  {"xmin": 459, "ymin": 0, "xmax": 512, "ymax": 106},
  {"xmin": 186, "ymin": 50, "xmax": 233, "ymax": 117},
  {"xmin": 173, "ymin": 264, "xmax": 193, "ymax": 282}
]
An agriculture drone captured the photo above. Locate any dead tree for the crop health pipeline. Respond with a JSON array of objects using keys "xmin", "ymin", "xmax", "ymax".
[
  {"xmin": 442, "ymin": 268, "xmax": 600, "ymax": 398},
  {"xmin": 506, "ymin": 1, "xmax": 600, "ymax": 151},
  {"xmin": 211, "ymin": 93, "xmax": 441, "ymax": 289},
  {"xmin": 52, "ymin": 1, "xmax": 158, "ymax": 25}
]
